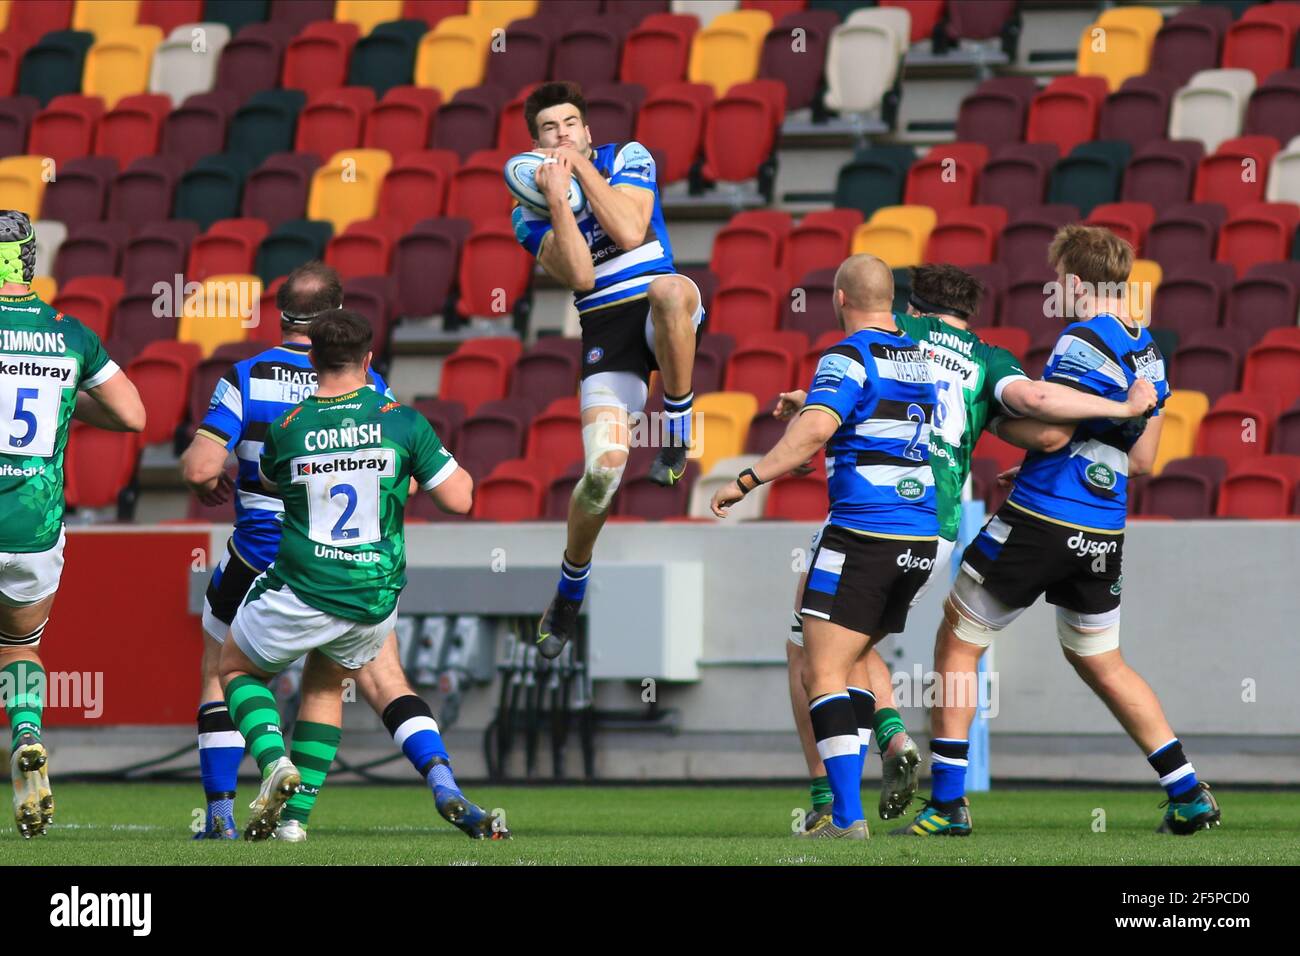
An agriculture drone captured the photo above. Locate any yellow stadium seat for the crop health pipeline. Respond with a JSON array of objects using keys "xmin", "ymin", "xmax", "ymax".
[
  {"xmin": 693, "ymin": 392, "xmax": 760, "ymax": 475},
  {"xmin": 335, "ymin": 0, "xmax": 405, "ymax": 35},
  {"xmin": 73, "ymin": 0, "xmax": 139, "ymax": 36},
  {"xmin": 1153, "ymin": 390, "xmax": 1209, "ymax": 476},
  {"xmin": 1128, "ymin": 258, "xmax": 1161, "ymax": 326},
  {"xmin": 178, "ymin": 274, "xmax": 262, "ymax": 357},
  {"xmin": 850, "ymin": 205, "xmax": 937, "ymax": 268},
  {"xmin": 1077, "ymin": 7, "xmax": 1163, "ymax": 92},
  {"xmin": 83, "ymin": 25, "xmax": 163, "ymax": 109},
  {"xmin": 414, "ymin": 16, "xmax": 495, "ymax": 100},
  {"xmin": 687, "ymin": 9, "xmax": 774, "ymax": 98},
  {"xmin": 0, "ymin": 156, "xmax": 52, "ymax": 218},
  {"xmin": 468, "ymin": 0, "xmax": 537, "ymax": 31},
  {"xmin": 30, "ymin": 276, "xmax": 57, "ymax": 303},
  {"xmin": 307, "ymin": 149, "xmax": 394, "ymax": 232},
  {"xmin": 0, "ymin": 2, "xmax": 10, "ymax": 32}
]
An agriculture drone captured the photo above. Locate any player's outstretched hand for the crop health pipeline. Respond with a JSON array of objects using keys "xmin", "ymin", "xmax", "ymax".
[
  {"xmin": 710, "ymin": 481, "xmax": 746, "ymax": 518},
  {"xmin": 198, "ymin": 471, "xmax": 234, "ymax": 506},
  {"xmin": 534, "ymin": 149, "xmax": 573, "ymax": 203},
  {"xmin": 774, "ymin": 390, "xmax": 806, "ymax": 421},
  {"xmin": 1124, "ymin": 378, "xmax": 1158, "ymax": 417},
  {"xmin": 996, "ymin": 465, "xmax": 1020, "ymax": 488}
]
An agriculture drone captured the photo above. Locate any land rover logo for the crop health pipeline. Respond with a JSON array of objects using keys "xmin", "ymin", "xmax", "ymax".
[
  {"xmin": 1085, "ymin": 462, "xmax": 1116, "ymax": 490},
  {"xmin": 896, "ymin": 477, "xmax": 924, "ymax": 500}
]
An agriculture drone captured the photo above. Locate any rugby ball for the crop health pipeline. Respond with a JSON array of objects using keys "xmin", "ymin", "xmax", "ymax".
[{"xmin": 504, "ymin": 151, "xmax": 587, "ymax": 218}]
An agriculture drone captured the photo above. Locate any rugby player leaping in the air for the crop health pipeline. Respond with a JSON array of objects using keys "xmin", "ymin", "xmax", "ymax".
[{"xmin": 511, "ymin": 82, "xmax": 704, "ymax": 659}]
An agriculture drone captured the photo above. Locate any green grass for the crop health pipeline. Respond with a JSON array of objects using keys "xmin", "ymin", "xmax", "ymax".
[{"xmin": 2, "ymin": 784, "xmax": 1293, "ymax": 865}]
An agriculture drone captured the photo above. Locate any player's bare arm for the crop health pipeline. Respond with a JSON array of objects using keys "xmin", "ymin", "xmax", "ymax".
[
  {"xmin": 712, "ymin": 406, "xmax": 839, "ymax": 516},
  {"xmin": 180, "ymin": 431, "xmax": 233, "ymax": 503},
  {"xmin": 1126, "ymin": 413, "xmax": 1164, "ymax": 476},
  {"xmin": 557, "ymin": 144, "xmax": 653, "ymax": 250},
  {"xmin": 72, "ymin": 370, "xmax": 146, "ymax": 433},
  {"xmin": 429, "ymin": 465, "xmax": 473, "ymax": 514},
  {"xmin": 1001, "ymin": 377, "xmax": 1156, "ymax": 423},
  {"xmin": 534, "ymin": 154, "xmax": 595, "ymax": 291}
]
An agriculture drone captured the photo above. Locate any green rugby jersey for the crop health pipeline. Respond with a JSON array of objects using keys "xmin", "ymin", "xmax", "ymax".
[
  {"xmin": 0, "ymin": 292, "xmax": 118, "ymax": 553},
  {"xmin": 258, "ymin": 387, "xmax": 457, "ymax": 624},
  {"xmin": 895, "ymin": 312, "xmax": 1028, "ymax": 541}
]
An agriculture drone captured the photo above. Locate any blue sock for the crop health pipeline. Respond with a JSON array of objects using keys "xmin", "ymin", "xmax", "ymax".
[
  {"xmin": 847, "ymin": 686, "xmax": 876, "ymax": 761},
  {"xmin": 663, "ymin": 391, "xmax": 693, "ymax": 448},
  {"xmin": 557, "ymin": 552, "xmax": 591, "ymax": 602},
  {"xmin": 930, "ymin": 738, "xmax": 969, "ymax": 805},
  {"xmin": 810, "ymin": 692, "xmax": 865, "ymax": 827},
  {"xmin": 381, "ymin": 694, "xmax": 454, "ymax": 789},
  {"xmin": 196, "ymin": 701, "xmax": 244, "ymax": 811},
  {"xmin": 1147, "ymin": 738, "xmax": 1200, "ymax": 800}
]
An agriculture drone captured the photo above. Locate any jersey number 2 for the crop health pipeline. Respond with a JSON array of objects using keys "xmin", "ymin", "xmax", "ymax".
[{"xmin": 903, "ymin": 403, "xmax": 926, "ymax": 461}]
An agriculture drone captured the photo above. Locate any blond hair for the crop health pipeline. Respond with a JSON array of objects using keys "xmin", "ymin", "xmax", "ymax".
[{"xmin": 1047, "ymin": 224, "xmax": 1134, "ymax": 287}]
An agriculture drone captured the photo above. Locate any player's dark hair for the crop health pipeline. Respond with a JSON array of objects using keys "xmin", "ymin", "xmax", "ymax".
[
  {"xmin": 909, "ymin": 263, "xmax": 984, "ymax": 320},
  {"xmin": 309, "ymin": 309, "xmax": 372, "ymax": 373},
  {"xmin": 277, "ymin": 260, "xmax": 343, "ymax": 332},
  {"xmin": 524, "ymin": 81, "xmax": 587, "ymax": 139}
]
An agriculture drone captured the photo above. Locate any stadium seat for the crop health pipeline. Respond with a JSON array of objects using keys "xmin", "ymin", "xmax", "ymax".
[
  {"xmin": 93, "ymin": 92, "xmax": 169, "ymax": 167},
  {"xmin": 240, "ymin": 152, "xmax": 321, "ymax": 230},
  {"xmin": 375, "ymin": 149, "xmax": 454, "ymax": 230},
  {"xmin": 228, "ymin": 88, "xmax": 306, "ymax": 167},
  {"xmin": 1047, "ymin": 140, "xmax": 1130, "ymax": 218},
  {"xmin": 306, "ymin": 148, "xmax": 391, "ymax": 232},
  {"xmin": 470, "ymin": 459, "xmax": 545, "ymax": 522},
  {"xmin": 964, "ymin": 262, "xmax": 1007, "ymax": 328},
  {"xmin": 1098, "ymin": 74, "xmax": 1179, "ymax": 153},
  {"xmin": 1140, "ymin": 456, "xmax": 1222, "ymax": 519},
  {"xmin": 393, "ymin": 216, "xmax": 469, "ymax": 317},
  {"xmin": 176, "ymin": 273, "xmax": 260, "ymax": 357},
  {"xmin": 1169, "ymin": 69, "xmax": 1256, "ymax": 153},
  {"xmin": 1194, "ymin": 135, "xmax": 1281, "ymax": 212},
  {"xmin": 833, "ymin": 144, "xmax": 914, "ymax": 219},
  {"xmin": 83, "ymin": 26, "xmax": 163, "ymax": 109},
  {"xmin": 127, "ymin": 339, "xmax": 202, "ymax": 445},
  {"xmin": 188, "ymin": 218, "xmax": 268, "ymax": 280},
  {"xmin": 53, "ymin": 222, "xmax": 130, "ymax": 285},
  {"xmin": 553, "ymin": 15, "xmax": 635, "ymax": 92},
  {"xmin": 1222, "ymin": 3, "xmax": 1300, "ymax": 85},
  {"xmin": 781, "ymin": 209, "xmax": 860, "ymax": 290},
  {"xmin": 693, "ymin": 391, "xmax": 759, "ymax": 474},
  {"xmin": 348, "ymin": 19, "xmax": 426, "ymax": 98},
  {"xmin": 324, "ymin": 218, "xmax": 402, "ymax": 280},
  {"xmin": 634, "ymin": 82, "xmax": 713, "ymax": 185},
  {"xmin": 252, "ymin": 219, "xmax": 333, "ymax": 284},
  {"xmin": 4, "ymin": 0, "xmax": 74, "ymax": 42},
  {"xmin": 438, "ymin": 346, "xmax": 512, "ymax": 416},
  {"xmin": 1026, "ymin": 76, "xmax": 1108, "ymax": 157},
  {"xmin": 763, "ymin": 472, "xmax": 827, "ymax": 520},
  {"xmin": 1196, "ymin": 391, "xmax": 1276, "ymax": 462},
  {"xmin": 955, "ymin": 77, "xmax": 1038, "ymax": 149},
  {"xmin": 414, "ymin": 15, "xmax": 494, "ymax": 101},
  {"xmin": 1150, "ymin": 6, "xmax": 1232, "ymax": 87},
  {"xmin": 283, "ymin": 21, "xmax": 359, "ymax": 99},
  {"xmin": 708, "ymin": 276, "xmax": 783, "ymax": 337},
  {"xmin": 65, "ymin": 424, "xmax": 139, "ymax": 510},
  {"xmin": 1152, "ymin": 389, "xmax": 1210, "ymax": 475},
  {"xmin": 689, "ymin": 454, "xmax": 768, "ymax": 520},
  {"xmin": 616, "ymin": 458, "xmax": 699, "ymax": 520},
  {"xmin": 174, "ymin": 152, "xmax": 251, "ymax": 231},
  {"xmin": 903, "ymin": 142, "xmax": 988, "ymax": 215},
  {"xmin": 510, "ymin": 349, "xmax": 580, "ymax": 418},
  {"xmin": 446, "ymin": 148, "xmax": 513, "ymax": 222},
  {"xmin": 138, "ymin": 1, "xmax": 205, "ymax": 36},
  {"xmin": 1126, "ymin": 258, "xmax": 1161, "ymax": 326},
  {"xmin": 150, "ymin": 21, "xmax": 233, "ymax": 107},
  {"xmin": 28, "ymin": 94, "xmax": 104, "ymax": 167},
  {"xmin": 294, "ymin": 87, "xmax": 374, "ymax": 158},
  {"xmin": 202, "ymin": 0, "xmax": 269, "ymax": 36},
  {"xmin": 1217, "ymin": 454, "xmax": 1300, "ymax": 518},
  {"xmin": 1120, "ymin": 139, "xmax": 1204, "ymax": 213},
  {"xmin": 709, "ymin": 211, "xmax": 789, "ymax": 282},
  {"xmin": 1144, "ymin": 202, "xmax": 1226, "ymax": 275},
  {"xmin": 823, "ymin": 11, "xmax": 904, "ymax": 116},
  {"xmin": 433, "ymin": 85, "xmax": 504, "ymax": 161},
  {"xmin": 364, "ymin": 86, "xmax": 441, "ymax": 161},
  {"xmin": 1274, "ymin": 402, "xmax": 1300, "ymax": 455},
  {"xmin": 702, "ymin": 79, "xmax": 785, "ymax": 184},
  {"xmin": 454, "ymin": 398, "xmax": 531, "ymax": 480},
  {"xmin": 1171, "ymin": 338, "xmax": 1241, "ymax": 405},
  {"xmin": 1084, "ymin": 202, "xmax": 1156, "ymax": 256},
  {"xmin": 455, "ymin": 217, "xmax": 533, "ymax": 321},
  {"xmin": 0, "ymin": 95, "xmax": 38, "ymax": 158},
  {"xmin": 850, "ymin": 205, "xmax": 936, "ymax": 269},
  {"xmin": 1245, "ymin": 70, "xmax": 1300, "ymax": 147},
  {"xmin": 723, "ymin": 338, "xmax": 800, "ymax": 406},
  {"xmin": 1216, "ymin": 202, "xmax": 1299, "ymax": 276},
  {"xmin": 580, "ymin": 82, "xmax": 645, "ymax": 148},
  {"xmin": 1077, "ymin": 6, "xmax": 1164, "ymax": 93},
  {"xmin": 121, "ymin": 220, "xmax": 197, "ymax": 294},
  {"xmin": 19, "ymin": 30, "xmax": 94, "ymax": 107},
  {"xmin": 409, "ymin": 395, "xmax": 467, "ymax": 451},
  {"xmin": 480, "ymin": 18, "xmax": 551, "ymax": 100},
  {"xmin": 52, "ymin": 276, "xmax": 124, "ymax": 339},
  {"xmin": 758, "ymin": 10, "xmax": 837, "ymax": 112},
  {"xmin": 1224, "ymin": 266, "xmax": 1300, "ymax": 345},
  {"xmin": 620, "ymin": 12, "xmax": 697, "ymax": 94},
  {"xmin": 214, "ymin": 22, "xmax": 291, "ymax": 105},
  {"xmin": 1243, "ymin": 340, "xmax": 1300, "ymax": 410},
  {"xmin": 39, "ymin": 156, "xmax": 114, "ymax": 226},
  {"xmin": 976, "ymin": 143, "xmax": 1058, "ymax": 209},
  {"xmin": 103, "ymin": 154, "xmax": 180, "ymax": 224},
  {"xmin": 158, "ymin": 89, "xmax": 236, "ymax": 167},
  {"xmin": 943, "ymin": 0, "xmax": 1014, "ymax": 42},
  {"xmin": 687, "ymin": 9, "xmax": 772, "ymax": 97},
  {"xmin": 335, "ymin": 0, "xmax": 404, "ymax": 34},
  {"xmin": 921, "ymin": 205, "xmax": 1004, "ymax": 267}
]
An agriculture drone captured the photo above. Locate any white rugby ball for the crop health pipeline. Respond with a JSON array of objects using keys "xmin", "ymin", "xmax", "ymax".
[{"xmin": 504, "ymin": 151, "xmax": 587, "ymax": 218}]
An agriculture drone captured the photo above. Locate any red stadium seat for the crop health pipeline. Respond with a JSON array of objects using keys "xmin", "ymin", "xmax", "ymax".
[
  {"xmin": 65, "ymin": 424, "xmax": 139, "ymax": 510},
  {"xmin": 763, "ymin": 472, "xmax": 827, "ymax": 520},
  {"xmin": 782, "ymin": 209, "xmax": 861, "ymax": 288},
  {"xmin": 137, "ymin": 0, "xmax": 205, "ymax": 36},
  {"xmin": 1026, "ymin": 76, "xmax": 1108, "ymax": 157},
  {"xmin": 495, "ymin": 86, "xmax": 538, "ymax": 157},
  {"xmin": 364, "ymin": 86, "xmax": 441, "ymax": 161},
  {"xmin": 283, "ymin": 21, "xmax": 360, "ymax": 99},
  {"xmin": 52, "ymin": 276, "xmax": 124, "ymax": 339},
  {"xmin": 378, "ymin": 149, "xmax": 457, "ymax": 230},
  {"xmin": 634, "ymin": 82, "xmax": 713, "ymax": 185},
  {"xmin": 438, "ymin": 349, "xmax": 511, "ymax": 415},
  {"xmin": 1196, "ymin": 391, "xmax": 1277, "ymax": 463},
  {"xmin": 702, "ymin": 79, "xmax": 785, "ymax": 184},
  {"xmin": 471, "ymin": 459, "xmax": 545, "ymax": 521},
  {"xmin": 1217, "ymin": 455, "xmax": 1300, "ymax": 518},
  {"xmin": 724, "ymin": 340, "xmax": 799, "ymax": 406},
  {"xmin": 325, "ymin": 218, "xmax": 403, "ymax": 279},
  {"xmin": 975, "ymin": 326, "xmax": 1029, "ymax": 364},
  {"xmin": 709, "ymin": 211, "xmax": 792, "ymax": 282},
  {"xmin": 620, "ymin": 13, "xmax": 698, "ymax": 94},
  {"xmin": 1193, "ymin": 136, "xmax": 1282, "ymax": 212},
  {"xmin": 524, "ymin": 407, "xmax": 584, "ymax": 481},
  {"xmin": 455, "ymin": 217, "xmax": 534, "ymax": 321},
  {"xmin": 924, "ymin": 205, "xmax": 1007, "ymax": 266},
  {"xmin": 93, "ymin": 93, "xmax": 169, "ymax": 167},
  {"xmin": 1223, "ymin": 4, "xmax": 1300, "ymax": 85},
  {"xmin": 1244, "ymin": 341, "xmax": 1300, "ymax": 414},
  {"xmin": 881, "ymin": 0, "xmax": 946, "ymax": 43},
  {"xmin": 187, "ymin": 219, "xmax": 269, "ymax": 282},
  {"xmin": 1215, "ymin": 203, "xmax": 1299, "ymax": 277},
  {"xmin": 128, "ymin": 340, "xmax": 202, "ymax": 446},
  {"xmin": 708, "ymin": 276, "xmax": 784, "ymax": 338},
  {"xmin": 1084, "ymin": 202, "xmax": 1156, "ymax": 256},
  {"xmin": 447, "ymin": 148, "xmax": 514, "ymax": 223},
  {"xmin": 28, "ymin": 94, "xmax": 105, "ymax": 166},
  {"xmin": 4, "ymin": 0, "xmax": 74, "ymax": 43},
  {"xmin": 294, "ymin": 87, "xmax": 376, "ymax": 157},
  {"xmin": 904, "ymin": 142, "xmax": 989, "ymax": 215}
]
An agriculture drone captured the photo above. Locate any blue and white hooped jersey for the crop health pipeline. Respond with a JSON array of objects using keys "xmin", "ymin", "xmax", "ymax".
[
  {"xmin": 802, "ymin": 328, "xmax": 939, "ymax": 539},
  {"xmin": 1010, "ymin": 314, "xmax": 1169, "ymax": 532},
  {"xmin": 195, "ymin": 342, "xmax": 393, "ymax": 569},
  {"xmin": 511, "ymin": 141, "xmax": 675, "ymax": 315}
]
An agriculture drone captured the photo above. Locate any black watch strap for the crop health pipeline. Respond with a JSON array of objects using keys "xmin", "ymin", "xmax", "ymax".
[{"xmin": 737, "ymin": 467, "xmax": 764, "ymax": 494}]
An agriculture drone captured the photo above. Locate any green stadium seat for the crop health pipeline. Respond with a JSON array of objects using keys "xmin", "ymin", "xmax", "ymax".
[
  {"xmin": 18, "ymin": 31, "xmax": 94, "ymax": 106},
  {"xmin": 174, "ymin": 153, "xmax": 252, "ymax": 231},
  {"xmin": 1048, "ymin": 141, "xmax": 1131, "ymax": 218},
  {"xmin": 203, "ymin": 0, "xmax": 270, "ymax": 35},
  {"xmin": 253, "ymin": 218, "xmax": 334, "ymax": 283},
  {"xmin": 833, "ymin": 145, "xmax": 915, "ymax": 219},
  {"xmin": 227, "ymin": 88, "xmax": 306, "ymax": 167},
  {"xmin": 348, "ymin": 19, "xmax": 427, "ymax": 97}
]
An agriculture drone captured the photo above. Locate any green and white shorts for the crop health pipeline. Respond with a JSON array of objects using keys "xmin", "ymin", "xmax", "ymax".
[
  {"xmin": 0, "ymin": 527, "xmax": 65, "ymax": 608},
  {"xmin": 230, "ymin": 573, "xmax": 396, "ymax": 673}
]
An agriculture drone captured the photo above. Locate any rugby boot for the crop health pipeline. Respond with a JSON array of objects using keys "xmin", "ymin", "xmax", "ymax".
[
  {"xmin": 799, "ymin": 817, "xmax": 869, "ymax": 839},
  {"xmin": 244, "ymin": 756, "xmax": 300, "ymax": 842},
  {"xmin": 890, "ymin": 796, "xmax": 973, "ymax": 836},
  {"xmin": 11, "ymin": 733, "xmax": 52, "ymax": 839},
  {"xmin": 879, "ymin": 732, "xmax": 921, "ymax": 819},
  {"xmin": 537, "ymin": 591, "xmax": 581, "ymax": 661},
  {"xmin": 1157, "ymin": 782, "xmax": 1221, "ymax": 835}
]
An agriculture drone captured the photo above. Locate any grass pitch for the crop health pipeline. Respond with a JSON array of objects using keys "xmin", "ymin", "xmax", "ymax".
[{"xmin": 2, "ymin": 783, "xmax": 1293, "ymax": 865}]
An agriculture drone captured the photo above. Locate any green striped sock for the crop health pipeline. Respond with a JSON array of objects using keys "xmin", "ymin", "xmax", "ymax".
[
  {"xmin": 225, "ymin": 675, "xmax": 285, "ymax": 774},
  {"xmin": 2, "ymin": 661, "xmax": 44, "ymax": 749},
  {"xmin": 282, "ymin": 721, "xmax": 341, "ymax": 825},
  {"xmin": 874, "ymin": 707, "xmax": 906, "ymax": 753},
  {"xmin": 810, "ymin": 774, "xmax": 832, "ymax": 811}
]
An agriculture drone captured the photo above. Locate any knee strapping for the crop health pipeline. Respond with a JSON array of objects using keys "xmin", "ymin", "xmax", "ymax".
[
  {"xmin": 1056, "ymin": 611, "xmax": 1121, "ymax": 656},
  {"xmin": 0, "ymin": 619, "xmax": 46, "ymax": 647},
  {"xmin": 945, "ymin": 596, "xmax": 998, "ymax": 648},
  {"xmin": 575, "ymin": 420, "xmax": 628, "ymax": 514}
]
